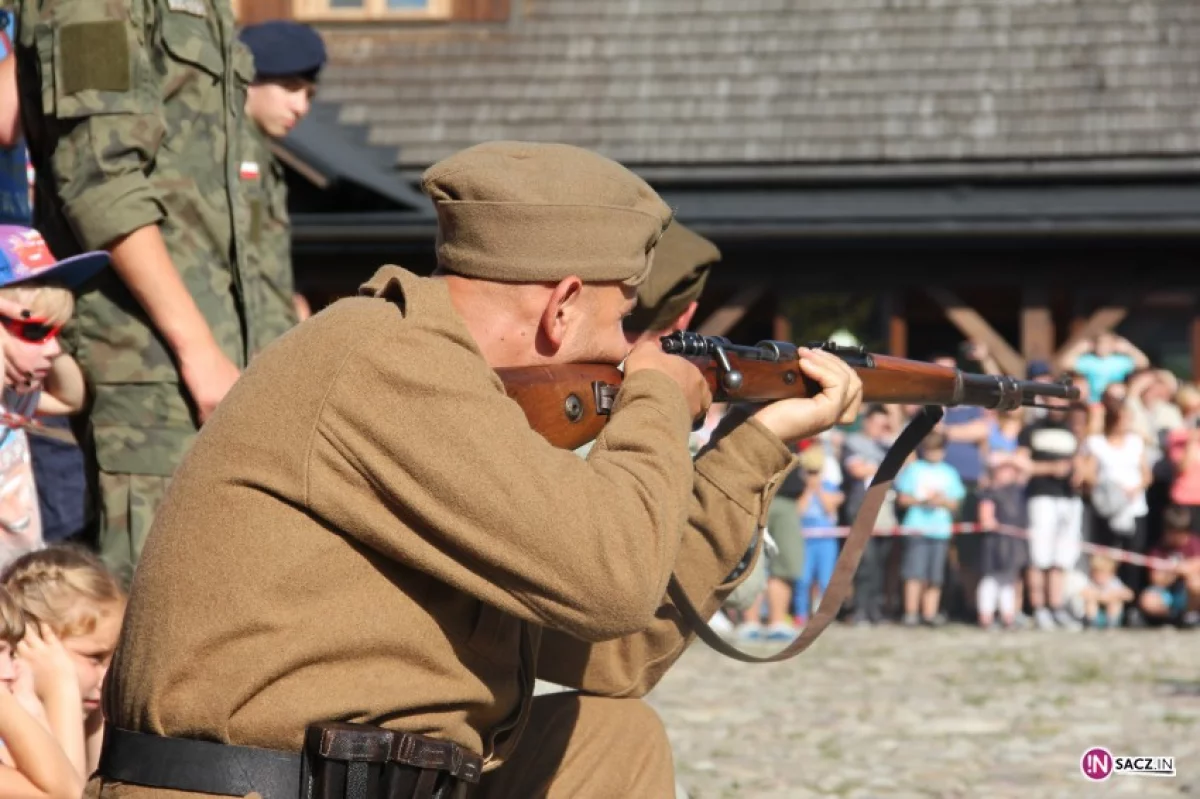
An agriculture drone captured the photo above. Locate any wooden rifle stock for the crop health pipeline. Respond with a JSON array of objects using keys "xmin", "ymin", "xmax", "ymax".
[{"xmin": 496, "ymin": 332, "xmax": 1081, "ymax": 450}]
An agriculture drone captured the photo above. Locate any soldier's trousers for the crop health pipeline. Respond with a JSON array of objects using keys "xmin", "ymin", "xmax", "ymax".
[
  {"xmin": 77, "ymin": 382, "xmax": 198, "ymax": 587},
  {"xmin": 477, "ymin": 693, "xmax": 677, "ymax": 798},
  {"xmin": 84, "ymin": 694, "xmax": 677, "ymax": 799}
]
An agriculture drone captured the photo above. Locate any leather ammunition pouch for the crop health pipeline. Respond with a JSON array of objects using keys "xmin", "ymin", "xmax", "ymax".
[{"xmin": 98, "ymin": 723, "xmax": 483, "ymax": 799}]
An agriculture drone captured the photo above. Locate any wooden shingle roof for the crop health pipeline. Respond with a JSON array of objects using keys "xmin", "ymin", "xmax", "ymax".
[{"xmin": 313, "ymin": 0, "xmax": 1200, "ymax": 171}]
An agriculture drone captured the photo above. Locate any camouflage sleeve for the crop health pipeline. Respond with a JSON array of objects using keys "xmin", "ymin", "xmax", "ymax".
[{"xmin": 37, "ymin": 0, "xmax": 165, "ymax": 249}]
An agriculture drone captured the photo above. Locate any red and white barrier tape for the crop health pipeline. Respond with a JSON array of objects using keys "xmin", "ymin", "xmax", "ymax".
[{"xmin": 799, "ymin": 522, "xmax": 1180, "ymax": 570}]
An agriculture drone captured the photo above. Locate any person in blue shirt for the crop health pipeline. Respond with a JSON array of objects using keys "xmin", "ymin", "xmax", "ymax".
[
  {"xmin": 793, "ymin": 445, "xmax": 843, "ymax": 625},
  {"xmin": 1059, "ymin": 332, "xmax": 1149, "ymax": 404},
  {"xmin": 931, "ymin": 352, "xmax": 989, "ymax": 619},
  {"xmin": 896, "ymin": 431, "xmax": 966, "ymax": 626}
]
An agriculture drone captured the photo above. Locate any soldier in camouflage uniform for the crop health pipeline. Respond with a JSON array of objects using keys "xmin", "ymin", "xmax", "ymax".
[
  {"xmin": 238, "ymin": 20, "xmax": 326, "ymax": 356},
  {"xmin": 11, "ymin": 0, "xmax": 259, "ymax": 585}
]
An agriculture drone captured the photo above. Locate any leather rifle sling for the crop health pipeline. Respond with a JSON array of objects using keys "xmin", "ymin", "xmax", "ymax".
[{"xmin": 668, "ymin": 406, "xmax": 944, "ymax": 664}]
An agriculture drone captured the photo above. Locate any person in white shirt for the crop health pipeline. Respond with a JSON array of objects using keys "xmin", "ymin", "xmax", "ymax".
[{"xmin": 1083, "ymin": 402, "xmax": 1152, "ymax": 620}]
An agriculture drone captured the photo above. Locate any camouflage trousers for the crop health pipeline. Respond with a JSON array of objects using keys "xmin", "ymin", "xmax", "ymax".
[{"xmin": 75, "ymin": 382, "xmax": 198, "ymax": 588}]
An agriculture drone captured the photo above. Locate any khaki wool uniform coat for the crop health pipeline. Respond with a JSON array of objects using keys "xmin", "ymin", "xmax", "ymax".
[{"xmin": 99, "ymin": 266, "xmax": 794, "ymax": 783}]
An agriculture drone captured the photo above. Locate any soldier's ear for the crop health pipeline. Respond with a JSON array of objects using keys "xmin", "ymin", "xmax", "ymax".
[
  {"xmin": 672, "ymin": 301, "xmax": 699, "ymax": 333},
  {"xmin": 537, "ymin": 276, "xmax": 585, "ymax": 354}
]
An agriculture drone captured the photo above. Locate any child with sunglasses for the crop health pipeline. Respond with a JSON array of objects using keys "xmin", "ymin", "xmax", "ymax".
[{"xmin": 0, "ymin": 227, "xmax": 108, "ymax": 567}]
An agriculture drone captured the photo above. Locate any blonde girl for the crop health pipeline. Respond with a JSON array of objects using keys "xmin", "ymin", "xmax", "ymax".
[
  {"xmin": 3, "ymin": 545, "xmax": 126, "ymax": 775},
  {"xmin": 0, "ymin": 584, "xmax": 83, "ymax": 798}
]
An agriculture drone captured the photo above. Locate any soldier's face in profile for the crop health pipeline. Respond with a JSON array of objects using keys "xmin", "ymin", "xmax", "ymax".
[
  {"xmin": 246, "ymin": 77, "xmax": 317, "ymax": 138},
  {"xmin": 542, "ymin": 281, "xmax": 637, "ymax": 367}
]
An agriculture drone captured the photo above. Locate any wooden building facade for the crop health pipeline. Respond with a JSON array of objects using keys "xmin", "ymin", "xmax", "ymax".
[{"xmin": 233, "ymin": 0, "xmax": 1200, "ymax": 377}]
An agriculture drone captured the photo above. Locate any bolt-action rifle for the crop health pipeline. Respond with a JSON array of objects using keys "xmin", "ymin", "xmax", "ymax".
[
  {"xmin": 497, "ymin": 331, "xmax": 1080, "ymax": 451},
  {"xmin": 495, "ymin": 331, "xmax": 1080, "ymax": 665}
]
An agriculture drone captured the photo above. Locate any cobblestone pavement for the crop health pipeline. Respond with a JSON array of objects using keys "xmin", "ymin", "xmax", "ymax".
[{"xmin": 647, "ymin": 624, "xmax": 1200, "ymax": 799}]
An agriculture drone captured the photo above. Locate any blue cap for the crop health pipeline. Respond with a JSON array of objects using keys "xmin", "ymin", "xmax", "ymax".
[
  {"xmin": 239, "ymin": 21, "xmax": 327, "ymax": 81},
  {"xmin": 0, "ymin": 226, "xmax": 109, "ymax": 289}
]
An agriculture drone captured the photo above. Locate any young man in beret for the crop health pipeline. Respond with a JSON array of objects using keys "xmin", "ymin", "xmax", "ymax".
[
  {"xmin": 238, "ymin": 20, "xmax": 327, "ymax": 354},
  {"xmin": 94, "ymin": 141, "xmax": 862, "ymax": 798}
]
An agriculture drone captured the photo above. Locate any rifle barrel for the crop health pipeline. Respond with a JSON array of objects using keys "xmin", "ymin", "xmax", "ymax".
[{"xmin": 660, "ymin": 332, "xmax": 1080, "ymax": 411}]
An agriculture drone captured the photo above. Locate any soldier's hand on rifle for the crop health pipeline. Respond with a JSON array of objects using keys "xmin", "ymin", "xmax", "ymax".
[
  {"xmin": 752, "ymin": 346, "xmax": 863, "ymax": 444},
  {"xmin": 625, "ymin": 340, "xmax": 712, "ymax": 421},
  {"xmin": 179, "ymin": 342, "xmax": 241, "ymax": 425}
]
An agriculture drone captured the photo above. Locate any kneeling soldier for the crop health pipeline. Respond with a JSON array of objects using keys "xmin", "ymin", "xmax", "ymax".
[{"xmin": 94, "ymin": 142, "xmax": 863, "ymax": 799}]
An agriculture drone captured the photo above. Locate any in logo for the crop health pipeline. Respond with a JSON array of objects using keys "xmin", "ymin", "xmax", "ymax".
[
  {"xmin": 1081, "ymin": 747, "xmax": 1113, "ymax": 782},
  {"xmin": 1082, "ymin": 747, "xmax": 1176, "ymax": 780}
]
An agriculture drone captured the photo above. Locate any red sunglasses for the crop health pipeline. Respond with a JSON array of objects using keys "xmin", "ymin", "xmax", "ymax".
[{"xmin": 0, "ymin": 315, "xmax": 62, "ymax": 345}]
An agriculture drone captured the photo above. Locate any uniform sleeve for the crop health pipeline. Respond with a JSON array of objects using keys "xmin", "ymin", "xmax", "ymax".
[
  {"xmin": 38, "ymin": 0, "xmax": 165, "ymax": 248},
  {"xmin": 308, "ymin": 311, "xmax": 698, "ymax": 643},
  {"xmin": 534, "ymin": 413, "xmax": 795, "ymax": 697}
]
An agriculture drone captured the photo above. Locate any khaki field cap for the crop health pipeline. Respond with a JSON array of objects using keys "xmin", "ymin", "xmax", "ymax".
[
  {"xmin": 422, "ymin": 141, "xmax": 673, "ymax": 285},
  {"xmin": 625, "ymin": 222, "xmax": 721, "ymax": 333}
]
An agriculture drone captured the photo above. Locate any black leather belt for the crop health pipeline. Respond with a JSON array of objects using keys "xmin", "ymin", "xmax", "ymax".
[
  {"xmin": 99, "ymin": 727, "xmax": 302, "ymax": 799},
  {"xmin": 98, "ymin": 724, "xmax": 483, "ymax": 799}
]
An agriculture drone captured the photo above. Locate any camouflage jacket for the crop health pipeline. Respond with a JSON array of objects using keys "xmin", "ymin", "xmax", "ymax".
[
  {"xmin": 13, "ymin": 0, "xmax": 252, "ymax": 385},
  {"xmin": 240, "ymin": 123, "xmax": 298, "ymax": 358}
]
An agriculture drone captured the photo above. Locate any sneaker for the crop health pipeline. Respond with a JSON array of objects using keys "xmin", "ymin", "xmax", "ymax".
[
  {"xmin": 1179, "ymin": 611, "xmax": 1200, "ymax": 630},
  {"xmin": 902, "ymin": 613, "xmax": 921, "ymax": 627},
  {"xmin": 1012, "ymin": 612, "xmax": 1032, "ymax": 630},
  {"xmin": 764, "ymin": 623, "xmax": 798, "ymax": 642},
  {"xmin": 793, "ymin": 614, "xmax": 808, "ymax": 628},
  {"xmin": 1034, "ymin": 608, "xmax": 1056, "ymax": 631},
  {"xmin": 1052, "ymin": 608, "xmax": 1082, "ymax": 631},
  {"xmin": 735, "ymin": 622, "xmax": 762, "ymax": 641},
  {"xmin": 922, "ymin": 613, "xmax": 948, "ymax": 628}
]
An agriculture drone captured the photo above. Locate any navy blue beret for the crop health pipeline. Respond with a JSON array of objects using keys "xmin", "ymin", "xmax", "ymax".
[{"xmin": 239, "ymin": 21, "xmax": 327, "ymax": 81}]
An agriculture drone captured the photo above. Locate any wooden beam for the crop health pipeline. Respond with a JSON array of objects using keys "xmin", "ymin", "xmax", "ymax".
[
  {"xmin": 924, "ymin": 287, "xmax": 1026, "ymax": 377},
  {"xmin": 1020, "ymin": 287, "xmax": 1054, "ymax": 363},
  {"xmin": 1192, "ymin": 309, "xmax": 1200, "ymax": 382},
  {"xmin": 696, "ymin": 283, "xmax": 767, "ymax": 337},
  {"xmin": 1069, "ymin": 292, "xmax": 1089, "ymax": 339},
  {"xmin": 772, "ymin": 313, "xmax": 792, "ymax": 343},
  {"xmin": 884, "ymin": 291, "xmax": 907, "ymax": 358},
  {"xmin": 235, "ymin": 0, "xmax": 294, "ymax": 24},
  {"xmin": 453, "ymin": 0, "xmax": 511, "ymax": 20},
  {"xmin": 1053, "ymin": 304, "xmax": 1131, "ymax": 368}
]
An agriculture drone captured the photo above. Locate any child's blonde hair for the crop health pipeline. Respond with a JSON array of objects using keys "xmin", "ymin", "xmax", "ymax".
[
  {"xmin": 0, "ymin": 283, "xmax": 75, "ymax": 326},
  {"xmin": 1, "ymin": 546, "xmax": 125, "ymax": 639},
  {"xmin": 798, "ymin": 445, "xmax": 825, "ymax": 473},
  {"xmin": 0, "ymin": 585, "xmax": 25, "ymax": 647},
  {"xmin": 1176, "ymin": 383, "xmax": 1200, "ymax": 413},
  {"xmin": 1090, "ymin": 554, "xmax": 1116, "ymax": 575}
]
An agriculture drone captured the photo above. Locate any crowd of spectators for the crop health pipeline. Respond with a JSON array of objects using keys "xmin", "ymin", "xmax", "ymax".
[{"xmin": 719, "ymin": 333, "xmax": 1200, "ymax": 641}]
